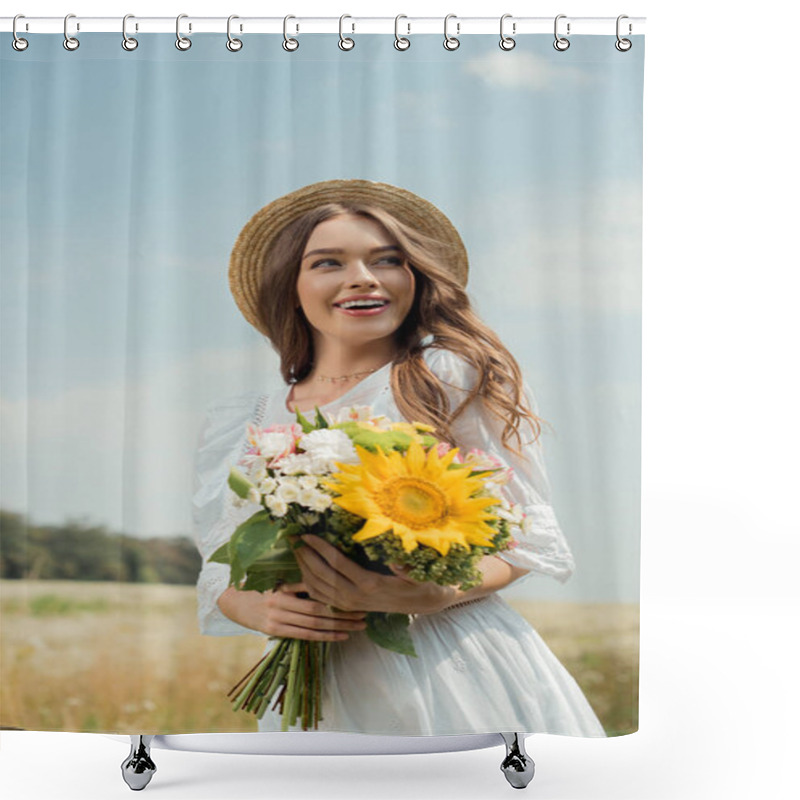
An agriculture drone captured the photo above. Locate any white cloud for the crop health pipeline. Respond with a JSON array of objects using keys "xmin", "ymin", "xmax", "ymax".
[
  {"xmin": 462, "ymin": 52, "xmax": 594, "ymax": 92},
  {"xmin": 465, "ymin": 179, "xmax": 643, "ymax": 312},
  {"xmin": 396, "ymin": 90, "xmax": 453, "ymax": 131}
]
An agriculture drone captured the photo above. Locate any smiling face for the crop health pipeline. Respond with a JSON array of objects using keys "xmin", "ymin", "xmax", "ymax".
[{"xmin": 295, "ymin": 213, "xmax": 417, "ymax": 353}]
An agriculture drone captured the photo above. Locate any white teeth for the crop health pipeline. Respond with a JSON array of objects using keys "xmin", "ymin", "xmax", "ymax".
[{"xmin": 338, "ymin": 299, "xmax": 388, "ymax": 309}]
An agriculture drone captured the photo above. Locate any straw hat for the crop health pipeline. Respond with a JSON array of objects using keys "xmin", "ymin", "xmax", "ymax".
[{"xmin": 228, "ymin": 179, "xmax": 469, "ymax": 337}]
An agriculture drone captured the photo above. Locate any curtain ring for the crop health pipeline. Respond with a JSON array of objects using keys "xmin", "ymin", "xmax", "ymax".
[
  {"xmin": 615, "ymin": 15, "xmax": 632, "ymax": 51},
  {"xmin": 443, "ymin": 14, "xmax": 460, "ymax": 51},
  {"xmin": 499, "ymin": 14, "xmax": 516, "ymax": 51},
  {"xmin": 394, "ymin": 15, "xmax": 410, "ymax": 51},
  {"xmin": 283, "ymin": 15, "xmax": 299, "ymax": 51},
  {"xmin": 339, "ymin": 15, "xmax": 355, "ymax": 51},
  {"xmin": 553, "ymin": 14, "xmax": 570, "ymax": 51},
  {"xmin": 12, "ymin": 15, "xmax": 29, "ymax": 51},
  {"xmin": 176, "ymin": 14, "xmax": 192, "ymax": 51},
  {"xmin": 63, "ymin": 13, "xmax": 80, "ymax": 51},
  {"xmin": 226, "ymin": 15, "xmax": 243, "ymax": 51},
  {"xmin": 122, "ymin": 15, "xmax": 138, "ymax": 51}
]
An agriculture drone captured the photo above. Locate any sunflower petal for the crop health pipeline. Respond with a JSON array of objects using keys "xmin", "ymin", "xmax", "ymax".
[{"xmin": 352, "ymin": 515, "xmax": 395, "ymax": 543}]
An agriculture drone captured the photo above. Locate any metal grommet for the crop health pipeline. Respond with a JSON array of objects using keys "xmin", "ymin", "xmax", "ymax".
[
  {"xmin": 499, "ymin": 14, "xmax": 516, "ymax": 51},
  {"xmin": 12, "ymin": 15, "xmax": 29, "ymax": 51},
  {"xmin": 443, "ymin": 14, "xmax": 460, "ymax": 51},
  {"xmin": 175, "ymin": 14, "xmax": 192, "ymax": 51},
  {"xmin": 394, "ymin": 15, "xmax": 410, "ymax": 51},
  {"xmin": 63, "ymin": 13, "xmax": 80, "ymax": 51},
  {"xmin": 122, "ymin": 15, "xmax": 138, "ymax": 51},
  {"xmin": 339, "ymin": 15, "xmax": 355, "ymax": 51},
  {"xmin": 283, "ymin": 15, "xmax": 299, "ymax": 51},
  {"xmin": 615, "ymin": 15, "xmax": 632, "ymax": 51},
  {"xmin": 226, "ymin": 15, "xmax": 243, "ymax": 51},
  {"xmin": 553, "ymin": 14, "xmax": 570, "ymax": 51}
]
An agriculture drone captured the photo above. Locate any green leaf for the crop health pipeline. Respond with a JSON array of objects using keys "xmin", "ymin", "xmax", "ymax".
[
  {"xmin": 295, "ymin": 408, "xmax": 315, "ymax": 433},
  {"xmin": 230, "ymin": 511, "xmax": 284, "ymax": 571},
  {"xmin": 313, "ymin": 406, "xmax": 329, "ymax": 429},
  {"xmin": 242, "ymin": 549, "xmax": 303, "ymax": 592},
  {"xmin": 280, "ymin": 522, "xmax": 303, "ymax": 539},
  {"xmin": 208, "ymin": 541, "xmax": 231, "ymax": 564},
  {"xmin": 420, "ymin": 433, "xmax": 438, "ymax": 449},
  {"xmin": 228, "ymin": 466, "xmax": 255, "ymax": 499},
  {"xmin": 365, "ymin": 612, "xmax": 417, "ymax": 657},
  {"xmin": 335, "ymin": 422, "xmax": 413, "ymax": 454}
]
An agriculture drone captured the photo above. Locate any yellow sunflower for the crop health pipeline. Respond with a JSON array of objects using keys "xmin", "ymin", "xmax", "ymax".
[{"xmin": 322, "ymin": 440, "xmax": 501, "ymax": 556}]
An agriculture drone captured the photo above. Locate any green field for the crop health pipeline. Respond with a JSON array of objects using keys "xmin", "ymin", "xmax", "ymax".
[{"xmin": 0, "ymin": 580, "xmax": 638, "ymax": 735}]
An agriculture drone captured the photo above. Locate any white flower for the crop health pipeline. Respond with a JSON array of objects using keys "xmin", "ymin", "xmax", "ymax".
[
  {"xmin": 464, "ymin": 451, "xmax": 497, "ymax": 470},
  {"xmin": 276, "ymin": 453, "xmax": 314, "ymax": 475},
  {"xmin": 495, "ymin": 503, "xmax": 524, "ymax": 525},
  {"xmin": 252, "ymin": 465, "xmax": 268, "ymax": 483},
  {"xmin": 309, "ymin": 492, "xmax": 333, "ymax": 512},
  {"xmin": 298, "ymin": 487, "xmax": 319, "ymax": 508},
  {"xmin": 522, "ymin": 515, "xmax": 537, "ymax": 536},
  {"xmin": 275, "ymin": 479, "xmax": 301, "ymax": 504},
  {"xmin": 265, "ymin": 495, "xmax": 288, "ymax": 517},
  {"xmin": 258, "ymin": 476, "xmax": 278, "ymax": 495},
  {"xmin": 493, "ymin": 467, "xmax": 513, "ymax": 485},
  {"xmin": 298, "ymin": 475, "xmax": 319, "ymax": 491},
  {"xmin": 246, "ymin": 487, "xmax": 261, "ymax": 505},
  {"xmin": 254, "ymin": 431, "xmax": 295, "ymax": 460},
  {"xmin": 330, "ymin": 405, "xmax": 376, "ymax": 423},
  {"xmin": 483, "ymin": 480, "xmax": 502, "ymax": 497},
  {"xmin": 241, "ymin": 454, "xmax": 268, "ymax": 475},
  {"xmin": 299, "ymin": 429, "xmax": 359, "ymax": 472}
]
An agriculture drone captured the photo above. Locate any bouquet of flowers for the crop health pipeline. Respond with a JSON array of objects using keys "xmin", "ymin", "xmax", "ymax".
[{"xmin": 209, "ymin": 404, "xmax": 529, "ymax": 731}]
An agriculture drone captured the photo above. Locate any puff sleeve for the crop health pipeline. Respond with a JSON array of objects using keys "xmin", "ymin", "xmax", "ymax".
[
  {"xmin": 422, "ymin": 346, "xmax": 575, "ymax": 584},
  {"xmin": 191, "ymin": 391, "xmax": 268, "ymax": 636}
]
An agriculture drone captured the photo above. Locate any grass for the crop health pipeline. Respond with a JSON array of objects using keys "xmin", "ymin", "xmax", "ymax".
[{"xmin": 0, "ymin": 580, "xmax": 638, "ymax": 735}]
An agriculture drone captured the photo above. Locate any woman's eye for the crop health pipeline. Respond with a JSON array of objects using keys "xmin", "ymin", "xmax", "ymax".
[{"xmin": 308, "ymin": 256, "xmax": 403, "ymax": 269}]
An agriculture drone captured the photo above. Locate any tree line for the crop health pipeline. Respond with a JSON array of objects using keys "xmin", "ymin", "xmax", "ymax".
[{"xmin": 0, "ymin": 510, "xmax": 202, "ymax": 585}]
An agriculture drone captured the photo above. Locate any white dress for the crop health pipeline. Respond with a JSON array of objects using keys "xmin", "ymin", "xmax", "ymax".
[{"xmin": 191, "ymin": 346, "xmax": 606, "ymax": 737}]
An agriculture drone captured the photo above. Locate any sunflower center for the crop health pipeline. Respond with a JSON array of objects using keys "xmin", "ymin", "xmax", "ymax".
[{"xmin": 379, "ymin": 477, "xmax": 448, "ymax": 529}]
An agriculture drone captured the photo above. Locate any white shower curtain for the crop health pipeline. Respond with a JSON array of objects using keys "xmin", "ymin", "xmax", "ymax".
[{"xmin": 1, "ymin": 17, "xmax": 642, "ymax": 742}]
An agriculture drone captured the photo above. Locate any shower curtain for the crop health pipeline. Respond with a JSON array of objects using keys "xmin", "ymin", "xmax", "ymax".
[{"xmin": 0, "ymin": 25, "xmax": 643, "ymax": 739}]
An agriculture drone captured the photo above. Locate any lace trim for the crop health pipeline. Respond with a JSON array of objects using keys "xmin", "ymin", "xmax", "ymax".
[
  {"xmin": 196, "ymin": 392, "xmax": 271, "ymax": 637},
  {"xmin": 444, "ymin": 596, "xmax": 490, "ymax": 612},
  {"xmin": 253, "ymin": 392, "xmax": 270, "ymax": 429}
]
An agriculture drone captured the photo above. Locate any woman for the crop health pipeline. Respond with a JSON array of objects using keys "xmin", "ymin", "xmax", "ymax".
[{"xmin": 192, "ymin": 179, "xmax": 605, "ymax": 737}]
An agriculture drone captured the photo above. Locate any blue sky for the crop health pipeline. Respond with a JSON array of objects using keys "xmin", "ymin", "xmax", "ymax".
[{"xmin": 1, "ymin": 33, "xmax": 643, "ymax": 601}]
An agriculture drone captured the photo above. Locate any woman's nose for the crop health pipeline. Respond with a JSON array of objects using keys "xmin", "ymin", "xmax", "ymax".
[{"xmin": 346, "ymin": 259, "xmax": 378, "ymax": 285}]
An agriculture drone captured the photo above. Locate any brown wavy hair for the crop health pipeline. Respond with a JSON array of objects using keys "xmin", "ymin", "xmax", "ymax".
[{"xmin": 255, "ymin": 203, "xmax": 543, "ymax": 459}]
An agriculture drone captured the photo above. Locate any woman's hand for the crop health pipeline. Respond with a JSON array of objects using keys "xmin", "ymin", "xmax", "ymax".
[
  {"xmin": 216, "ymin": 582, "xmax": 367, "ymax": 642},
  {"xmin": 290, "ymin": 535, "xmax": 460, "ymax": 616}
]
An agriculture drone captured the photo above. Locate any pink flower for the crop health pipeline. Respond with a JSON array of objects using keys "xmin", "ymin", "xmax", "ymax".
[{"xmin": 435, "ymin": 441, "xmax": 464, "ymax": 463}]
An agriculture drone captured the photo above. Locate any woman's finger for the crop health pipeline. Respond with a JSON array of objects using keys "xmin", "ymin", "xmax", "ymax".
[
  {"xmin": 296, "ymin": 544, "xmax": 356, "ymax": 597},
  {"xmin": 278, "ymin": 589, "xmax": 365, "ymax": 620},
  {"xmin": 301, "ymin": 535, "xmax": 372, "ymax": 583},
  {"xmin": 269, "ymin": 624, "xmax": 352, "ymax": 642},
  {"xmin": 277, "ymin": 608, "xmax": 367, "ymax": 633},
  {"xmin": 279, "ymin": 581, "xmax": 307, "ymax": 594}
]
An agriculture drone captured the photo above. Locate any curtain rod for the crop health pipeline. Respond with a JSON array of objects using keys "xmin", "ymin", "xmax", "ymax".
[{"xmin": 2, "ymin": 16, "xmax": 646, "ymax": 36}]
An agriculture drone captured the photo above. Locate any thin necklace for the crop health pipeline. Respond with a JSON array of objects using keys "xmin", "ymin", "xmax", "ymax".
[
  {"xmin": 311, "ymin": 361, "xmax": 391, "ymax": 383},
  {"xmin": 315, "ymin": 366, "xmax": 381, "ymax": 384}
]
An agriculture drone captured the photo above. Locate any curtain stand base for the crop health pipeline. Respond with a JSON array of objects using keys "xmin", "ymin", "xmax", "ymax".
[
  {"xmin": 120, "ymin": 731, "xmax": 535, "ymax": 790},
  {"xmin": 121, "ymin": 735, "xmax": 156, "ymax": 791}
]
